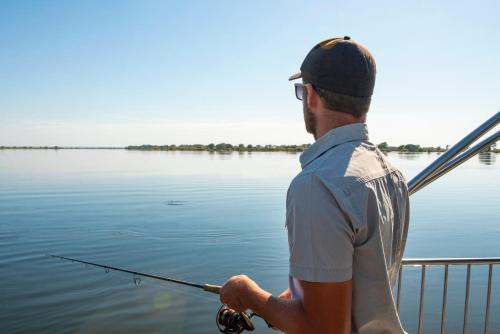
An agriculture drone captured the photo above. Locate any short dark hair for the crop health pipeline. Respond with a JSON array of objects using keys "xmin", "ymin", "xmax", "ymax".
[{"xmin": 313, "ymin": 85, "xmax": 371, "ymax": 118}]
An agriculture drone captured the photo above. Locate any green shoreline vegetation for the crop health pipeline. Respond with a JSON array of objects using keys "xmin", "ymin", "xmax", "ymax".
[{"xmin": 1, "ymin": 143, "xmax": 499, "ymax": 153}]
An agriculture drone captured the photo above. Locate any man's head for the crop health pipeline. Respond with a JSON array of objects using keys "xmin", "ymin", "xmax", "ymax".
[{"xmin": 289, "ymin": 36, "xmax": 376, "ymax": 139}]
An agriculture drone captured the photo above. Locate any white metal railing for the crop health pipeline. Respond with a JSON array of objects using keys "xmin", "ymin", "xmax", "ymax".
[
  {"xmin": 399, "ymin": 113, "xmax": 499, "ymax": 333},
  {"xmin": 397, "ymin": 258, "xmax": 499, "ymax": 334}
]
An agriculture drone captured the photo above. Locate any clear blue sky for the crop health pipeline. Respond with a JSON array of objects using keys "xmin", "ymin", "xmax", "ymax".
[{"xmin": 1, "ymin": 0, "xmax": 499, "ymax": 146}]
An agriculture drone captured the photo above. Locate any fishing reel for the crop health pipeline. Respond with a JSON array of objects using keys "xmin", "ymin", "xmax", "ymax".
[{"xmin": 216, "ymin": 305, "xmax": 255, "ymax": 333}]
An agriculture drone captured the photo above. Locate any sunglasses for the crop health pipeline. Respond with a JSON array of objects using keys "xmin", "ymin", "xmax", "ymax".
[{"xmin": 294, "ymin": 83, "xmax": 306, "ymax": 101}]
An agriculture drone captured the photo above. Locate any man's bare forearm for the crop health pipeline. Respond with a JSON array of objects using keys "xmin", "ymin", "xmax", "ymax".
[
  {"xmin": 247, "ymin": 286, "xmax": 316, "ymax": 334},
  {"xmin": 220, "ymin": 275, "xmax": 350, "ymax": 333}
]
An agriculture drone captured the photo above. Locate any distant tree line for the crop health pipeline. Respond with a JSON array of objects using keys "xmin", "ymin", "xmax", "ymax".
[
  {"xmin": 2, "ymin": 143, "xmax": 498, "ymax": 153},
  {"xmin": 127, "ymin": 143, "xmax": 452, "ymax": 153},
  {"xmin": 376, "ymin": 142, "xmax": 449, "ymax": 153},
  {"xmin": 125, "ymin": 143, "xmax": 311, "ymax": 152},
  {"xmin": 127, "ymin": 142, "xmax": 478, "ymax": 153}
]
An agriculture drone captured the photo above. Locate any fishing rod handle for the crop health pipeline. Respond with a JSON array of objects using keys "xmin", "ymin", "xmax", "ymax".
[{"xmin": 203, "ymin": 284, "xmax": 222, "ymax": 294}]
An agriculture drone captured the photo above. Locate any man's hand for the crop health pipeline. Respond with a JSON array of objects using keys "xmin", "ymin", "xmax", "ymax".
[{"xmin": 220, "ymin": 274, "xmax": 262, "ymax": 313}]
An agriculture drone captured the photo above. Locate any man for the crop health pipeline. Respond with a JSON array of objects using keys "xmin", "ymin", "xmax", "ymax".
[{"xmin": 221, "ymin": 36, "xmax": 409, "ymax": 334}]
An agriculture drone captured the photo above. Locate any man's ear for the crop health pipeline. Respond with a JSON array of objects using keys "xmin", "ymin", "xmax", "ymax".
[{"xmin": 305, "ymin": 84, "xmax": 318, "ymax": 110}]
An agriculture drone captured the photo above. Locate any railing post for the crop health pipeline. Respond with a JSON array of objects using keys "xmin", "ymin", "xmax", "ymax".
[
  {"xmin": 441, "ymin": 264, "xmax": 449, "ymax": 334},
  {"xmin": 463, "ymin": 264, "xmax": 471, "ymax": 334},
  {"xmin": 418, "ymin": 265, "xmax": 426, "ymax": 334},
  {"xmin": 484, "ymin": 264, "xmax": 493, "ymax": 334},
  {"xmin": 397, "ymin": 265, "xmax": 402, "ymax": 313}
]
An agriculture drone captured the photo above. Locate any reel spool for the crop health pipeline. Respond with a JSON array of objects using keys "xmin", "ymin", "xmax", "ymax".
[{"xmin": 216, "ymin": 305, "xmax": 255, "ymax": 333}]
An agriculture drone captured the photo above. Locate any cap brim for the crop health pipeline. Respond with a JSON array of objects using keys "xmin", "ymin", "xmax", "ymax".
[{"xmin": 288, "ymin": 71, "xmax": 302, "ymax": 81}]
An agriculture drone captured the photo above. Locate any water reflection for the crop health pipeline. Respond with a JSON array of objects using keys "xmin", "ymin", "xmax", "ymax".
[
  {"xmin": 478, "ymin": 151, "xmax": 496, "ymax": 165},
  {"xmin": 396, "ymin": 152, "xmax": 421, "ymax": 160}
]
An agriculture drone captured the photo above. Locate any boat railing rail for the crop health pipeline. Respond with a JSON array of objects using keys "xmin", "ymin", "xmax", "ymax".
[
  {"xmin": 400, "ymin": 112, "xmax": 499, "ymax": 332},
  {"xmin": 397, "ymin": 257, "xmax": 500, "ymax": 334},
  {"xmin": 407, "ymin": 111, "xmax": 499, "ymax": 195}
]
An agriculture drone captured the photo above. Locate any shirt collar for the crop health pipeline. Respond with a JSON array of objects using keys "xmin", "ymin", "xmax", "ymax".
[{"xmin": 299, "ymin": 123, "xmax": 369, "ymax": 169}]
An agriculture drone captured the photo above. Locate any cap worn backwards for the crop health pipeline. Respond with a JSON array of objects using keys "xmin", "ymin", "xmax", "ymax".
[{"xmin": 288, "ymin": 36, "xmax": 376, "ymax": 98}]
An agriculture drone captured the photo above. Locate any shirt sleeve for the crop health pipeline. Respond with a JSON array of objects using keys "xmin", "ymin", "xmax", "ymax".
[{"xmin": 286, "ymin": 174, "xmax": 355, "ymax": 283}]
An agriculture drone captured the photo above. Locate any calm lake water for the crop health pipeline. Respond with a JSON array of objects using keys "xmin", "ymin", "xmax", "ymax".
[{"xmin": 0, "ymin": 150, "xmax": 498, "ymax": 333}]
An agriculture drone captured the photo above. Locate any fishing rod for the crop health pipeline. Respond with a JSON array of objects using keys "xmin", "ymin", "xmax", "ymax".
[
  {"xmin": 48, "ymin": 254, "xmax": 259, "ymax": 333},
  {"xmin": 49, "ymin": 254, "xmax": 221, "ymax": 293}
]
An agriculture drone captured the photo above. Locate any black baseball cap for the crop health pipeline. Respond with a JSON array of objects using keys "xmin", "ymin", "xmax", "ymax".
[{"xmin": 288, "ymin": 36, "xmax": 376, "ymax": 98}]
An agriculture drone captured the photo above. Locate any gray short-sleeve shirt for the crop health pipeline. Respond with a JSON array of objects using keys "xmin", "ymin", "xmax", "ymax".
[{"xmin": 286, "ymin": 123, "xmax": 409, "ymax": 334}]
